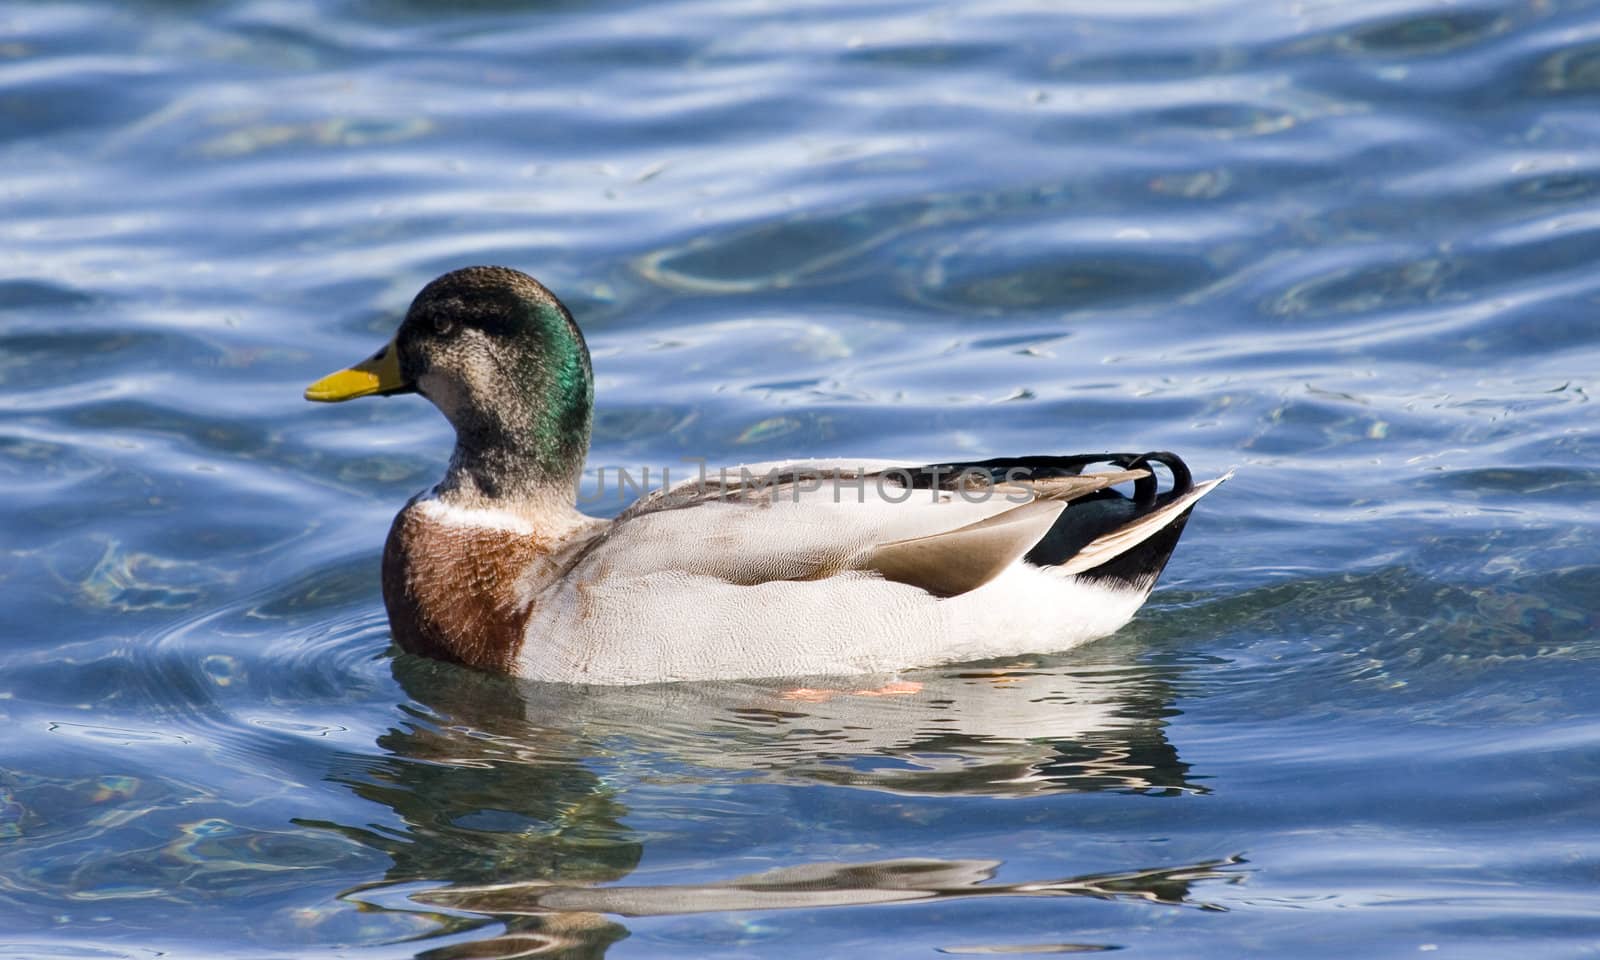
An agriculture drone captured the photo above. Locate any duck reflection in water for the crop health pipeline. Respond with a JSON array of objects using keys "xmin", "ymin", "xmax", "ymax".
[{"xmin": 309, "ymin": 649, "xmax": 1242, "ymax": 958}]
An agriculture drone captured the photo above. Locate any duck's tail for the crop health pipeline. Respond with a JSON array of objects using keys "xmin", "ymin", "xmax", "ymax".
[
  {"xmin": 1053, "ymin": 469, "xmax": 1229, "ymax": 589},
  {"xmin": 907, "ymin": 451, "xmax": 1229, "ymax": 594}
]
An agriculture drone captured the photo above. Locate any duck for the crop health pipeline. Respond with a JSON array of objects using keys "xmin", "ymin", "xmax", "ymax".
[{"xmin": 305, "ymin": 266, "xmax": 1227, "ymax": 685}]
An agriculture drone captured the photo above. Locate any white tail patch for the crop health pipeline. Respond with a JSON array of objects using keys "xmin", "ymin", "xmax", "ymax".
[{"xmin": 1058, "ymin": 471, "xmax": 1233, "ymax": 576}]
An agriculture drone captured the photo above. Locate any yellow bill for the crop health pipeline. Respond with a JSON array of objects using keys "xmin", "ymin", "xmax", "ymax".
[{"xmin": 304, "ymin": 336, "xmax": 408, "ymax": 402}]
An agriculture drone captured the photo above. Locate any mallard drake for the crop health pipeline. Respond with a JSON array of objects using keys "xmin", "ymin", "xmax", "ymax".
[{"xmin": 306, "ymin": 266, "xmax": 1226, "ymax": 684}]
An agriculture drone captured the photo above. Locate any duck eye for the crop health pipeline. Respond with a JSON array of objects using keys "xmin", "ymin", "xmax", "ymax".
[{"xmin": 432, "ymin": 316, "xmax": 456, "ymax": 337}]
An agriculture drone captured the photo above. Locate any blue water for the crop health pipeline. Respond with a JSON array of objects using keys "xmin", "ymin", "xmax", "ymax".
[{"xmin": 4, "ymin": 0, "xmax": 1599, "ymax": 956}]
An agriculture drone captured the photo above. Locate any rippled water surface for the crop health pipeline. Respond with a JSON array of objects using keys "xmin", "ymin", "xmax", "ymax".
[{"xmin": 5, "ymin": 0, "xmax": 1600, "ymax": 956}]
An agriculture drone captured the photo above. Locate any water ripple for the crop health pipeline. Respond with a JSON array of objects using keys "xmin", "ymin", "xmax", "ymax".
[{"xmin": 4, "ymin": 0, "xmax": 1600, "ymax": 955}]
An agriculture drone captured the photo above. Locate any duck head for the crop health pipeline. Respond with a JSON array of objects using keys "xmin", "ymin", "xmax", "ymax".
[{"xmin": 306, "ymin": 266, "xmax": 594, "ymax": 506}]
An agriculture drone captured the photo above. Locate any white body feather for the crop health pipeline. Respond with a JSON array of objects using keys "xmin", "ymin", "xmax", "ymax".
[{"xmin": 522, "ymin": 561, "xmax": 1149, "ymax": 685}]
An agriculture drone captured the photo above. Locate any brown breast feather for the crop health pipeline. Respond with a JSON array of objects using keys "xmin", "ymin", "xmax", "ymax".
[{"xmin": 381, "ymin": 504, "xmax": 552, "ymax": 672}]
